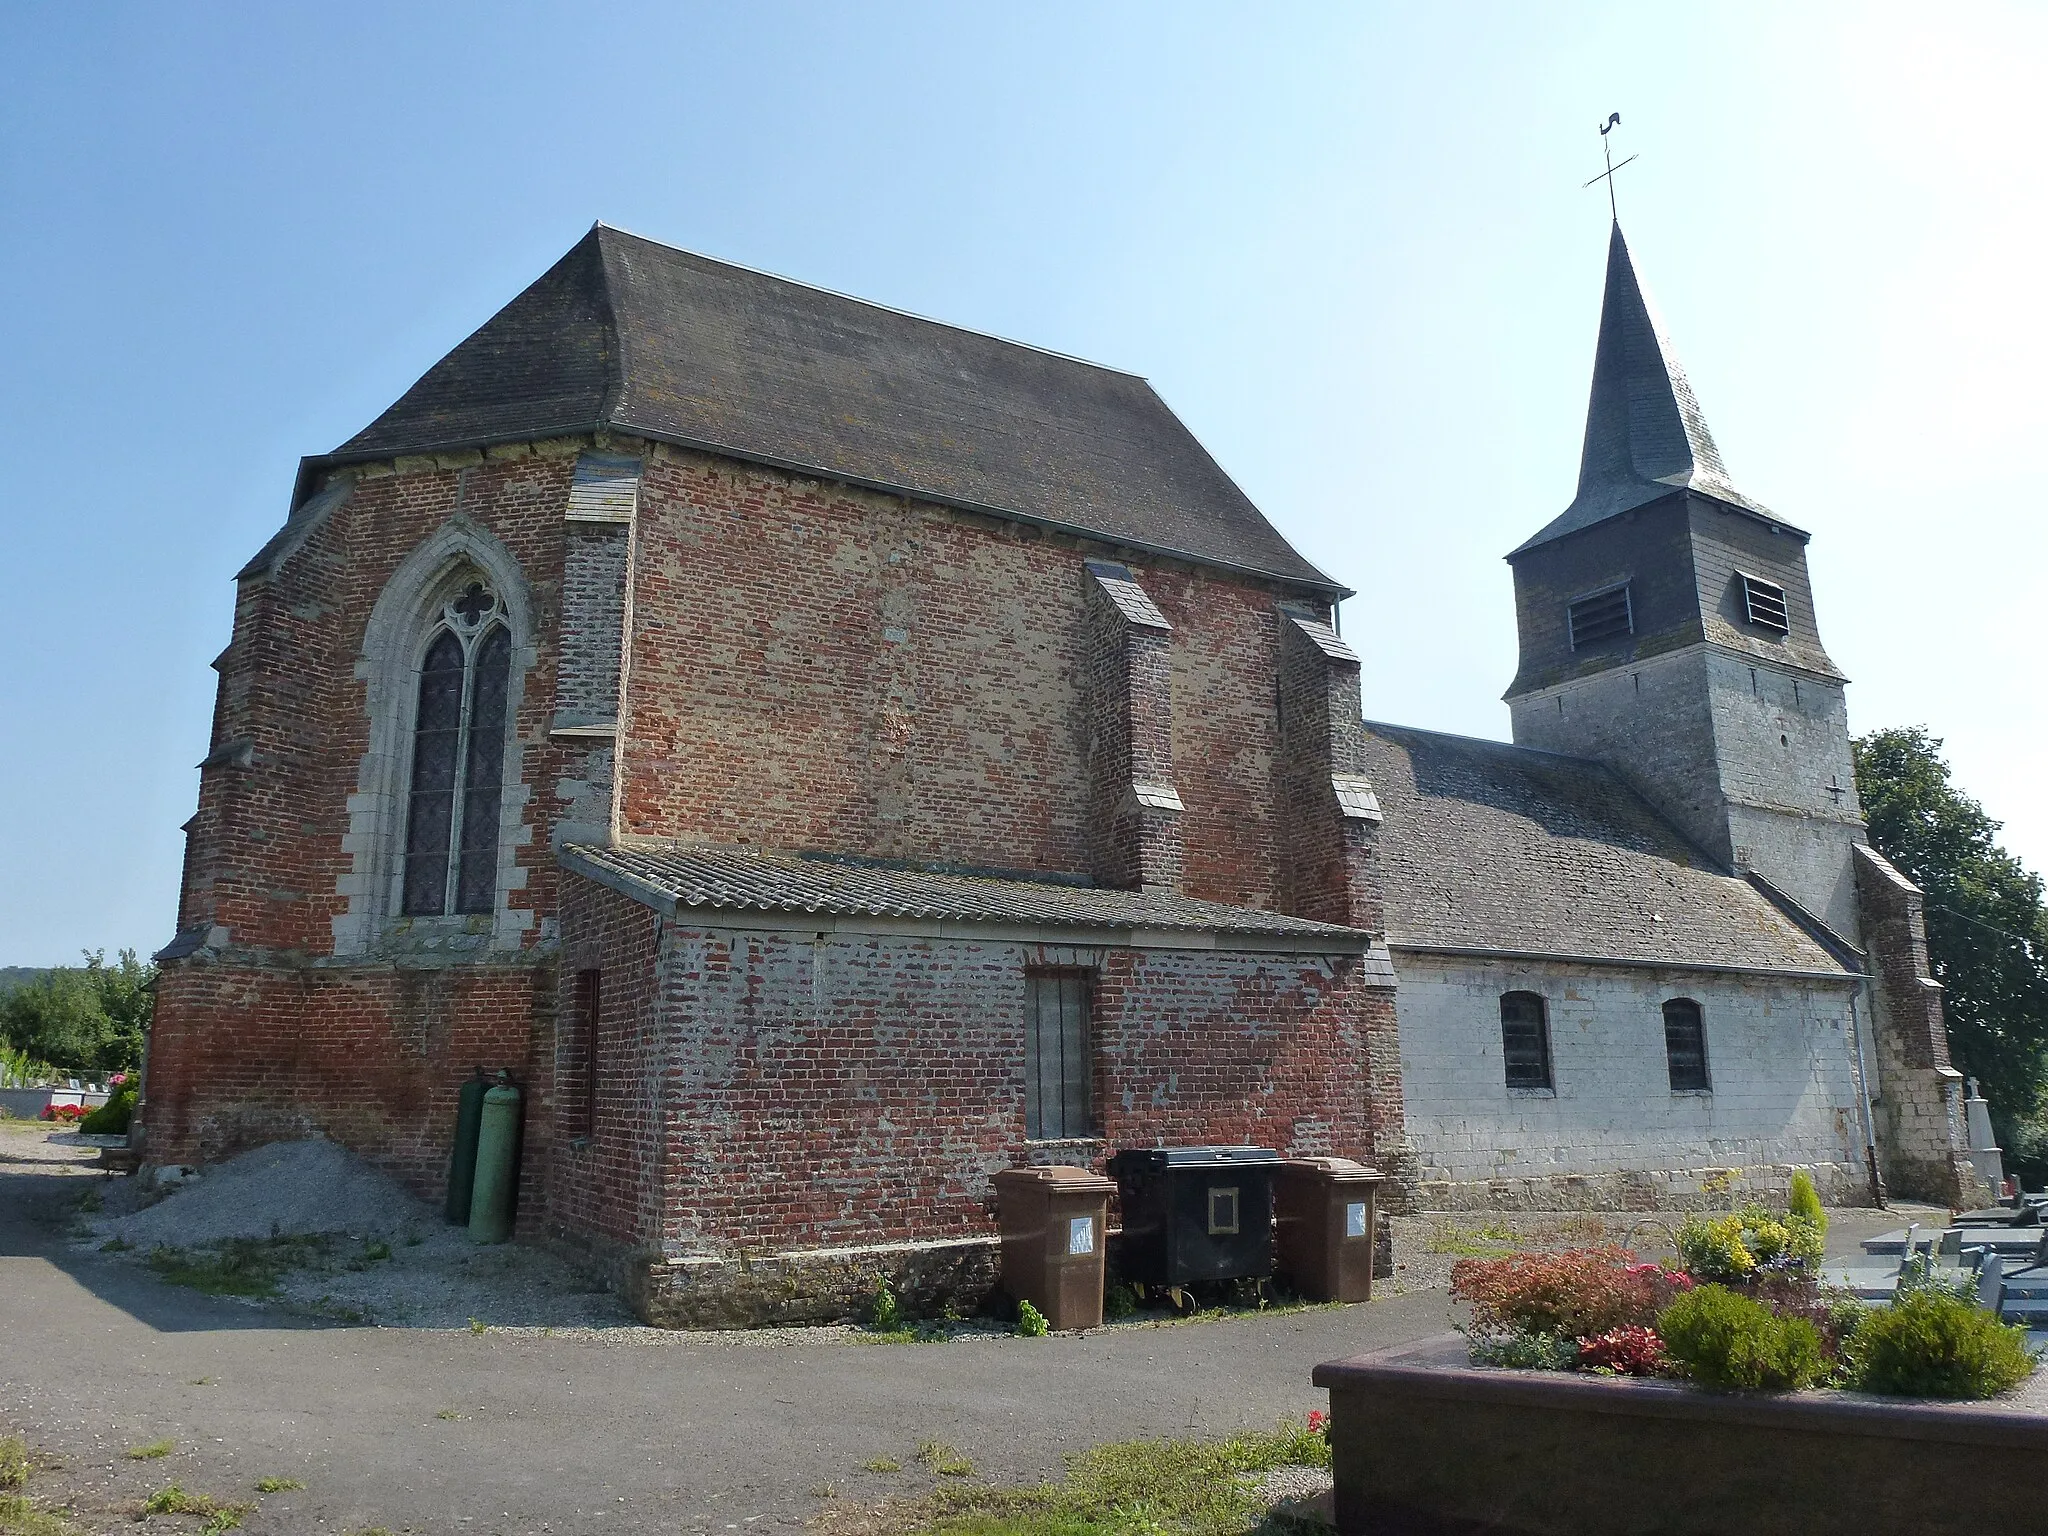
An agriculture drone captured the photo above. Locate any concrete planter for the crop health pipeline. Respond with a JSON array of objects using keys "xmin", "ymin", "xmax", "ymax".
[{"xmin": 1313, "ymin": 1335, "xmax": 2048, "ymax": 1536}]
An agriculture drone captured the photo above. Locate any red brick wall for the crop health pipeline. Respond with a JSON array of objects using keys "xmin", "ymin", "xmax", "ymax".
[
  {"xmin": 621, "ymin": 447, "xmax": 1318, "ymax": 906},
  {"xmin": 551, "ymin": 881, "xmax": 663, "ymax": 1246},
  {"xmin": 619, "ymin": 920, "xmax": 1385, "ymax": 1255},
  {"xmin": 142, "ymin": 959, "xmax": 553, "ymax": 1206},
  {"xmin": 177, "ymin": 449, "xmax": 579, "ymax": 957}
]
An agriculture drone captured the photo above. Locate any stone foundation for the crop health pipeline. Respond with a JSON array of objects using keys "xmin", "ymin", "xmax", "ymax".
[
  {"xmin": 1413, "ymin": 1159, "xmax": 1875, "ymax": 1214},
  {"xmin": 626, "ymin": 1236, "xmax": 1004, "ymax": 1330}
]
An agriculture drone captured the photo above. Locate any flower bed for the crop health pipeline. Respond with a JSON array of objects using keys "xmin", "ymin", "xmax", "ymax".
[
  {"xmin": 1312, "ymin": 1334, "xmax": 2048, "ymax": 1536},
  {"xmin": 1447, "ymin": 1174, "xmax": 2035, "ymax": 1401},
  {"xmin": 1313, "ymin": 1174, "xmax": 2046, "ymax": 1534}
]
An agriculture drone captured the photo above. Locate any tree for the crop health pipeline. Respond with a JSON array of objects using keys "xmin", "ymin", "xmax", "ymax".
[
  {"xmin": 1853, "ymin": 728, "xmax": 2048, "ymax": 1178},
  {"xmin": 0, "ymin": 949, "xmax": 152, "ymax": 1077}
]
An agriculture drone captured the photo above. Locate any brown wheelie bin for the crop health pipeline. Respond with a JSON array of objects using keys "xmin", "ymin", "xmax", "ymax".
[
  {"xmin": 1273, "ymin": 1157, "xmax": 1383, "ymax": 1302},
  {"xmin": 993, "ymin": 1165, "xmax": 1117, "ymax": 1331}
]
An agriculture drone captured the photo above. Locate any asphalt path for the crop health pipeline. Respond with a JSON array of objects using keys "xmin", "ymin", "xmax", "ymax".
[{"xmin": 1, "ymin": 1125, "xmax": 1454, "ymax": 1536}]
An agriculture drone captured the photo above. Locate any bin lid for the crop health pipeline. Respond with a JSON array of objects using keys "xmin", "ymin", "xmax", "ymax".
[
  {"xmin": 1110, "ymin": 1145, "xmax": 1282, "ymax": 1173},
  {"xmin": 1278, "ymin": 1156, "xmax": 1384, "ymax": 1183},
  {"xmin": 994, "ymin": 1164, "xmax": 1117, "ymax": 1193}
]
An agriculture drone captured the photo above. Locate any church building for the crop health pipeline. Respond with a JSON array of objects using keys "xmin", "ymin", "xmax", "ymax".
[{"xmin": 139, "ymin": 220, "xmax": 1980, "ymax": 1324}]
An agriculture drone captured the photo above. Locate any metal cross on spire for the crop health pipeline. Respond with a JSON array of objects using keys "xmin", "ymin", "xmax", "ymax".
[{"xmin": 1583, "ymin": 112, "xmax": 1638, "ymax": 221}]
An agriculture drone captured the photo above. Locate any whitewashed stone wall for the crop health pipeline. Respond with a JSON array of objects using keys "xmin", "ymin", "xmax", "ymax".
[{"xmin": 1395, "ymin": 952, "xmax": 1872, "ymax": 1209}]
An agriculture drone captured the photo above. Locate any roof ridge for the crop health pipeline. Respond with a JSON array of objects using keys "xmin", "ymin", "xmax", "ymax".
[
  {"xmin": 592, "ymin": 221, "xmax": 1149, "ymax": 381},
  {"xmin": 1361, "ymin": 719, "xmax": 1609, "ymax": 768}
]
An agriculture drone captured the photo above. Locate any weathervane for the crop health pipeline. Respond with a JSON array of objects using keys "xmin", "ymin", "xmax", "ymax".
[{"xmin": 1584, "ymin": 112, "xmax": 1637, "ymax": 221}]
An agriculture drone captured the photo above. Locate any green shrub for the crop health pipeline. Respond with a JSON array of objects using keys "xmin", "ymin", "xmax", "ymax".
[
  {"xmin": 1847, "ymin": 1291, "xmax": 2038, "ymax": 1399},
  {"xmin": 80, "ymin": 1084, "xmax": 136, "ymax": 1135},
  {"xmin": 1016, "ymin": 1300, "xmax": 1049, "ymax": 1337},
  {"xmin": 1466, "ymin": 1329, "xmax": 1580, "ymax": 1371},
  {"xmin": 1657, "ymin": 1284, "xmax": 1827, "ymax": 1391},
  {"xmin": 1787, "ymin": 1171, "xmax": 1827, "ymax": 1238},
  {"xmin": 1676, "ymin": 1206, "xmax": 1824, "ymax": 1283},
  {"xmin": 1101, "ymin": 1281, "xmax": 1138, "ymax": 1321}
]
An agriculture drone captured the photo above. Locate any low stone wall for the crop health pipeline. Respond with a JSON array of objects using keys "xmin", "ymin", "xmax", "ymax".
[
  {"xmin": 1413, "ymin": 1158, "xmax": 1873, "ymax": 1213},
  {"xmin": 628, "ymin": 1235, "xmax": 1004, "ymax": 1329},
  {"xmin": 1314, "ymin": 1335, "xmax": 2048, "ymax": 1536}
]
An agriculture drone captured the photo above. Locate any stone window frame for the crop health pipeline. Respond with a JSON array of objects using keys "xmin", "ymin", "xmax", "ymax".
[
  {"xmin": 400, "ymin": 582, "xmax": 513, "ymax": 917},
  {"xmin": 1662, "ymin": 997, "xmax": 1713, "ymax": 1093},
  {"xmin": 334, "ymin": 519, "xmax": 537, "ymax": 957},
  {"xmin": 1499, "ymin": 990, "xmax": 1556, "ymax": 1096}
]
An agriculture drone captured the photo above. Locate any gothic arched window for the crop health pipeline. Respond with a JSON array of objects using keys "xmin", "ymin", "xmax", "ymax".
[{"xmin": 402, "ymin": 580, "xmax": 512, "ymax": 916}]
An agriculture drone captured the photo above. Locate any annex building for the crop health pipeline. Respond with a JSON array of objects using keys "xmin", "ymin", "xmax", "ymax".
[{"xmin": 139, "ymin": 220, "xmax": 1983, "ymax": 1323}]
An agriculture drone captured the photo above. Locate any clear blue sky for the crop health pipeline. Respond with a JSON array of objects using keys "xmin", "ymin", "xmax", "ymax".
[{"xmin": 3, "ymin": 3, "xmax": 2043, "ymax": 965}]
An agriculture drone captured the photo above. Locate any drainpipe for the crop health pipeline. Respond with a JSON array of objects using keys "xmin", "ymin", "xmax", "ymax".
[{"xmin": 1849, "ymin": 986, "xmax": 1886, "ymax": 1208}]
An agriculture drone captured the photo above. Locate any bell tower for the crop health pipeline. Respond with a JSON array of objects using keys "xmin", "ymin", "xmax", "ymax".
[
  {"xmin": 1503, "ymin": 222, "xmax": 1865, "ymax": 941},
  {"xmin": 1502, "ymin": 220, "xmax": 1984, "ymax": 1205}
]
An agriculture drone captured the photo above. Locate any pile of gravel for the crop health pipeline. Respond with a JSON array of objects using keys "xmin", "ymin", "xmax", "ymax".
[{"xmin": 96, "ymin": 1138, "xmax": 433, "ymax": 1248}]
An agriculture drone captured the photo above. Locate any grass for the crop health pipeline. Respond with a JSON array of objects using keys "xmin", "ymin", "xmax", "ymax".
[
  {"xmin": 253, "ymin": 1478, "xmax": 304, "ymax": 1494},
  {"xmin": 0, "ymin": 1495, "xmax": 78, "ymax": 1536},
  {"xmin": 141, "ymin": 1484, "xmax": 253, "ymax": 1529},
  {"xmin": 467, "ymin": 1317, "xmax": 487, "ymax": 1335},
  {"xmin": 865, "ymin": 1458, "xmax": 903, "ymax": 1475},
  {"xmin": 0, "ymin": 1440, "xmax": 25, "ymax": 1491},
  {"xmin": 1421, "ymin": 1221, "xmax": 1521, "ymax": 1258},
  {"xmin": 435, "ymin": 1410, "xmax": 461, "ymax": 1421},
  {"xmin": 126, "ymin": 1441, "xmax": 173, "ymax": 1461},
  {"xmin": 145, "ymin": 1235, "xmax": 330, "ymax": 1298},
  {"xmin": 833, "ymin": 1422, "xmax": 1330, "ymax": 1536},
  {"xmin": 918, "ymin": 1442, "xmax": 975, "ymax": 1479}
]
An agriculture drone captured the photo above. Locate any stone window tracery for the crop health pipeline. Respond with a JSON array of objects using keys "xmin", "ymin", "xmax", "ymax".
[{"xmin": 402, "ymin": 581, "xmax": 512, "ymax": 916}]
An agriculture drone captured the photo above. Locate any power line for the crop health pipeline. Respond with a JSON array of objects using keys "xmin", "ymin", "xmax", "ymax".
[{"xmin": 1926, "ymin": 903, "xmax": 2043, "ymax": 957}]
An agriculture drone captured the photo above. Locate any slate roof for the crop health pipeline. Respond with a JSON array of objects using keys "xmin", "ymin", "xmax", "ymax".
[
  {"xmin": 562, "ymin": 843, "xmax": 1375, "ymax": 949},
  {"xmin": 1359, "ymin": 722, "xmax": 1854, "ymax": 975},
  {"xmin": 1514, "ymin": 223, "xmax": 1797, "ymax": 557},
  {"xmin": 323, "ymin": 224, "xmax": 1341, "ymax": 593}
]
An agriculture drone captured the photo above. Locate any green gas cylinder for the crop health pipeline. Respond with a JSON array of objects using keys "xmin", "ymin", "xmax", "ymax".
[
  {"xmin": 444, "ymin": 1067, "xmax": 490, "ymax": 1224},
  {"xmin": 468, "ymin": 1073, "xmax": 524, "ymax": 1245}
]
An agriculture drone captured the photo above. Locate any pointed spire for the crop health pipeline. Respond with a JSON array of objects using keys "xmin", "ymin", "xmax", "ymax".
[{"xmin": 1514, "ymin": 223, "xmax": 1784, "ymax": 555}]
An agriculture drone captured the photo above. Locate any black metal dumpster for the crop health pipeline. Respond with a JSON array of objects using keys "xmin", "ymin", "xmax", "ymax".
[{"xmin": 1108, "ymin": 1146, "xmax": 1281, "ymax": 1286}]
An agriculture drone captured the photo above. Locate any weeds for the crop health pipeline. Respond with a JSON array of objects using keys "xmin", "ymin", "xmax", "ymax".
[
  {"xmin": 145, "ymin": 1236, "xmax": 328, "ymax": 1298},
  {"xmin": 918, "ymin": 1441, "xmax": 974, "ymax": 1478},
  {"xmin": 1014, "ymin": 1302, "xmax": 1049, "ymax": 1338},
  {"xmin": 98, "ymin": 1237, "xmax": 131, "ymax": 1254},
  {"xmin": 0, "ymin": 1493, "xmax": 78, "ymax": 1536},
  {"xmin": 467, "ymin": 1318, "xmax": 487, "ymax": 1335},
  {"xmin": 126, "ymin": 1441, "xmax": 173, "ymax": 1461},
  {"xmin": 0, "ymin": 1441, "xmax": 25, "ymax": 1491},
  {"xmin": 833, "ymin": 1421, "xmax": 1331, "ymax": 1536},
  {"xmin": 864, "ymin": 1458, "xmax": 902, "ymax": 1474},
  {"xmin": 254, "ymin": 1477, "xmax": 304, "ymax": 1493},
  {"xmin": 138, "ymin": 1485, "xmax": 252, "ymax": 1530},
  {"xmin": 435, "ymin": 1410, "xmax": 461, "ymax": 1421}
]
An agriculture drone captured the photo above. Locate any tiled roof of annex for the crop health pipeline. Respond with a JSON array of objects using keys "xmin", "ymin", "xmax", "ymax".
[{"xmin": 562, "ymin": 842, "xmax": 1378, "ymax": 951}]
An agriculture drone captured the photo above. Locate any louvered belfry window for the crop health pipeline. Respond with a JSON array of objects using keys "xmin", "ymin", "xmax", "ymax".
[
  {"xmin": 1500, "ymin": 991, "xmax": 1554, "ymax": 1092},
  {"xmin": 1025, "ymin": 971, "xmax": 1094, "ymax": 1140},
  {"xmin": 1664, "ymin": 999, "xmax": 1712, "ymax": 1091},
  {"xmin": 403, "ymin": 581, "xmax": 513, "ymax": 917},
  {"xmin": 1738, "ymin": 573, "xmax": 1791, "ymax": 635},
  {"xmin": 1568, "ymin": 584, "xmax": 1633, "ymax": 649}
]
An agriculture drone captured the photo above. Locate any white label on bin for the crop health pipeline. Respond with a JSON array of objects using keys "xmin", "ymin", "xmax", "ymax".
[
  {"xmin": 1345, "ymin": 1201, "xmax": 1369, "ymax": 1238},
  {"xmin": 1068, "ymin": 1216, "xmax": 1095, "ymax": 1256}
]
